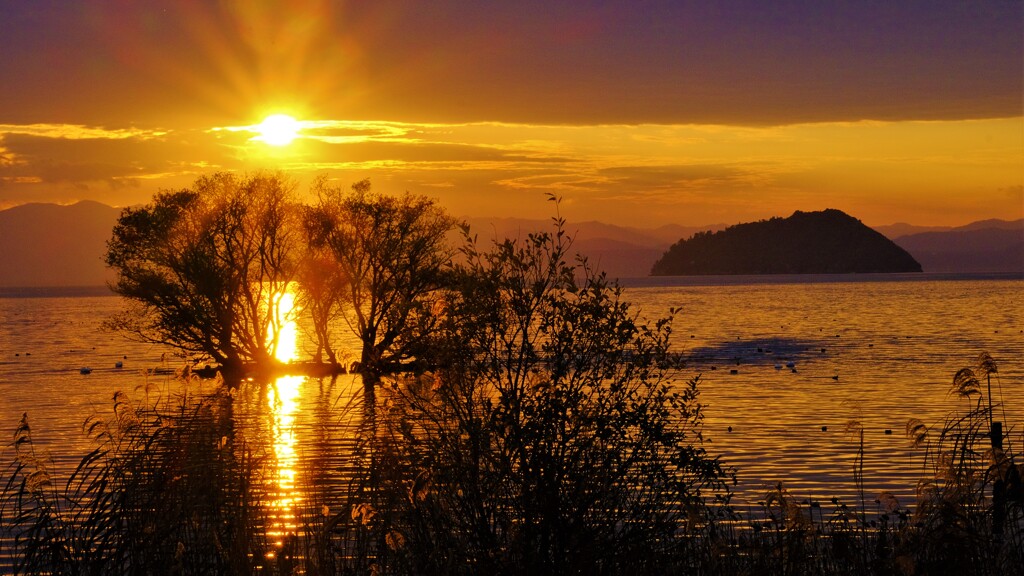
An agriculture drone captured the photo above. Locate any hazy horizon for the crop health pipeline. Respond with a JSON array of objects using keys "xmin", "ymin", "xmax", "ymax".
[
  {"xmin": 4, "ymin": 196, "xmax": 1024, "ymax": 232},
  {"xmin": 2, "ymin": 198, "xmax": 1021, "ymax": 288}
]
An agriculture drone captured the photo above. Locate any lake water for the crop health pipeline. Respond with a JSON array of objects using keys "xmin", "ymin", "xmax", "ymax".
[{"xmin": 1, "ymin": 275, "xmax": 1021, "ymax": 517}]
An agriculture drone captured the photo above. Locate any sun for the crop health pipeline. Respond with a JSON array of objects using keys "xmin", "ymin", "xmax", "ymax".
[{"xmin": 254, "ymin": 114, "xmax": 302, "ymax": 146}]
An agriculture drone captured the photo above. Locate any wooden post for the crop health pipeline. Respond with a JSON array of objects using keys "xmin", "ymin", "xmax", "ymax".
[{"xmin": 991, "ymin": 421, "xmax": 1005, "ymax": 544}]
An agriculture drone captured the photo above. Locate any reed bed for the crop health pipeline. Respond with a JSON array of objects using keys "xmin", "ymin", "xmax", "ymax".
[
  {"xmin": 2, "ymin": 355, "xmax": 1021, "ymax": 575},
  {"xmin": 1, "ymin": 373, "xmax": 274, "ymax": 575}
]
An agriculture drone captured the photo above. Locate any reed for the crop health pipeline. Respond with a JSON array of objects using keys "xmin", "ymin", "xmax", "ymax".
[
  {"xmin": 1, "ymin": 374, "xmax": 273, "ymax": 575},
  {"xmin": 2, "ymin": 353, "xmax": 1020, "ymax": 575},
  {"xmin": 707, "ymin": 352, "xmax": 1023, "ymax": 576}
]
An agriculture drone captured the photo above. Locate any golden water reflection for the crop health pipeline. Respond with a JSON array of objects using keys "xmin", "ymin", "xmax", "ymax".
[
  {"xmin": 272, "ymin": 288, "xmax": 298, "ymax": 363},
  {"xmin": 266, "ymin": 285, "xmax": 301, "ymax": 558},
  {"xmin": 266, "ymin": 374, "xmax": 302, "ymax": 555}
]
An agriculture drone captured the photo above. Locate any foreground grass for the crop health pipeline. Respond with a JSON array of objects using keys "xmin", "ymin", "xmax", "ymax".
[
  {"xmin": 1, "ymin": 375, "xmax": 272, "ymax": 574},
  {"xmin": 2, "ymin": 355, "xmax": 1022, "ymax": 575}
]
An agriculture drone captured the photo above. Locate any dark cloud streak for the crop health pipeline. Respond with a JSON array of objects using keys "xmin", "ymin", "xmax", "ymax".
[
  {"xmin": 299, "ymin": 139, "xmax": 576, "ymax": 164},
  {"xmin": 599, "ymin": 165, "xmax": 746, "ymax": 187},
  {"xmin": 0, "ymin": 132, "xmax": 229, "ymax": 190}
]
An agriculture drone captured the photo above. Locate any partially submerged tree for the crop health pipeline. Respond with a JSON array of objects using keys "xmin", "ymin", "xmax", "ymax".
[
  {"xmin": 296, "ymin": 202, "xmax": 350, "ymax": 366},
  {"xmin": 105, "ymin": 172, "xmax": 300, "ymax": 373},
  {"xmin": 305, "ymin": 179, "xmax": 457, "ymax": 386}
]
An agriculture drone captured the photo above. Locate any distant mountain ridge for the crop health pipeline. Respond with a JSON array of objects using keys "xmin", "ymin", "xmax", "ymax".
[
  {"xmin": 893, "ymin": 227, "xmax": 1024, "ymax": 273},
  {"xmin": 0, "ymin": 202, "xmax": 1019, "ymax": 287},
  {"xmin": 651, "ymin": 209, "xmax": 922, "ymax": 275},
  {"xmin": 0, "ymin": 201, "xmax": 120, "ymax": 287},
  {"xmin": 875, "ymin": 218, "xmax": 1024, "ymax": 240},
  {"xmin": 461, "ymin": 216, "xmax": 723, "ymax": 278}
]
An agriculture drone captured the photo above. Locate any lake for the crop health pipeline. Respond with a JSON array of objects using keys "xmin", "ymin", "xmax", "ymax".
[{"xmin": 1, "ymin": 275, "xmax": 1021, "ymax": 517}]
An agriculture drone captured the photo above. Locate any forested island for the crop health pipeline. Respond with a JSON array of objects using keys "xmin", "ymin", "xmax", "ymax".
[{"xmin": 651, "ymin": 209, "xmax": 922, "ymax": 275}]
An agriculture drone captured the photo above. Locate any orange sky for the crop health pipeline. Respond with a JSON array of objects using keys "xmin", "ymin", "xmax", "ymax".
[{"xmin": 0, "ymin": 1, "xmax": 1021, "ymax": 227}]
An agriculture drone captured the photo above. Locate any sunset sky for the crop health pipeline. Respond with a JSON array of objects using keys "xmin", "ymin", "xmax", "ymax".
[{"xmin": 0, "ymin": 1, "xmax": 1021, "ymax": 227}]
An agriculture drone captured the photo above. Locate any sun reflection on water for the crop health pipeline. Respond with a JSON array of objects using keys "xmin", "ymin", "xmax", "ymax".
[
  {"xmin": 266, "ymin": 374, "xmax": 302, "ymax": 554},
  {"xmin": 273, "ymin": 288, "xmax": 298, "ymax": 363},
  {"xmin": 266, "ymin": 285, "xmax": 301, "ymax": 558}
]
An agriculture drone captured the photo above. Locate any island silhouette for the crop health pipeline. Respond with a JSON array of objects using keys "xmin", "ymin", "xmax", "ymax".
[{"xmin": 651, "ymin": 209, "xmax": 923, "ymax": 275}]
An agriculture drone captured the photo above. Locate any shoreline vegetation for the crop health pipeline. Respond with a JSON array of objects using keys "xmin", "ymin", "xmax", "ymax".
[
  {"xmin": 2, "ymin": 355, "xmax": 1020, "ymax": 575},
  {"xmin": 2, "ymin": 173, "xmax": 1022, "ymax": 574}
]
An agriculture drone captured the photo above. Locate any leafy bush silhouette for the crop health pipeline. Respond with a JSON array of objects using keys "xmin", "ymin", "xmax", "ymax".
[{"xmin": 367, "ymin": 210, "xmax": 733, "ymax": 574}]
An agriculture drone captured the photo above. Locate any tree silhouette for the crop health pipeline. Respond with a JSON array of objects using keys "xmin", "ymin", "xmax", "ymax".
[
  {"xmin": 304, "ymin": 179, "xmax": 457, "ymax": 386},
  {"xmin": 105, "ymin": 172, "xmax": 300, "ymax": 374}
]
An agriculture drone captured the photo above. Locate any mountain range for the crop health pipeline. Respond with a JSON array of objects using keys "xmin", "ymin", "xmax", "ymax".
[
  {"xmin": 460, "ymin": 216, "xmax": 724, "ymax": 278},
  {"xmin": 891, "ymin": 226, "xmax": 1024, "ymax": 273},
  {"xmin": 0, "ymin": 200, "xmax": 121, "ymax": 288},
  {"xmin": 0, "ymin": 201, "xmax": 1020, "ymax": 287}
]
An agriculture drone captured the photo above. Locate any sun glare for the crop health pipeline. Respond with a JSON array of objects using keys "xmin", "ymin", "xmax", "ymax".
[
  {"xmin": 255, "ymin": 114, "xmax": 301, "ymax": 146},
  {"xmin": 272, "ymin": 288, "xmax": 299, "ymax": 362}
]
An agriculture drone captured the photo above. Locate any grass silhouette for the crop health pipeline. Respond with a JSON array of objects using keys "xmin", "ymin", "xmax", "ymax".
[{"xmin": 2, "ymin": 356, "xmax": 1020, "ymax": 575}]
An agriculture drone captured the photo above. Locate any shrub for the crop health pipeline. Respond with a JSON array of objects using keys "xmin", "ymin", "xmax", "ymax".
[{"xmin": 367, "ymin": 212, "xmax": 733, "ymax": 574}]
